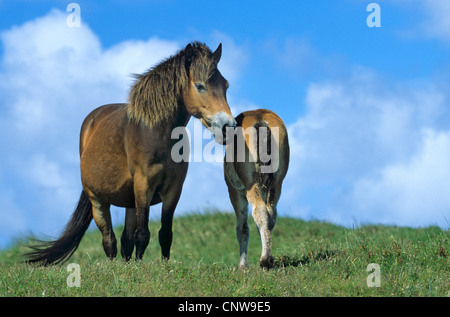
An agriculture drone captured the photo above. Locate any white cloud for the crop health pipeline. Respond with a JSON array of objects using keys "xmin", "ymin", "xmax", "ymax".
[
  {"xmin": 351, "ymin": 129, "xmax": 450, "ymax": 226},
  {"xmin": 26, "ymin": 154, "xmax": 77, "ymax": 204},
  {"xmin": 0, "ymin": 9, "xmax": 180, "ymax": 134},
  {"xmin": 282, "ymin": 67, "xmax": 450, "ymax": 227}
]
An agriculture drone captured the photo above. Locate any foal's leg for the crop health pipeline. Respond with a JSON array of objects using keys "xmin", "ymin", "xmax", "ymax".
[
  {"xmin": 227, "ymin": 185, "xmax": 250, "ymax": 269},
  {"xmin": 247, "ymin": 185, "xmax": 276, "ymax": 269},
  {"xmin": 91, "ymin": 200, "xmax": 117, "ymax": 259},
  {"xmin": 121, "ymin": 208, "xmax": 137, "ymax": 261}
]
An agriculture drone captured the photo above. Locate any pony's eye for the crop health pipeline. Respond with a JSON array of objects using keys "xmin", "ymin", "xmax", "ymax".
[{"xmin": 195, "ymin": 83, "xmax": 206, "ymax": 92}]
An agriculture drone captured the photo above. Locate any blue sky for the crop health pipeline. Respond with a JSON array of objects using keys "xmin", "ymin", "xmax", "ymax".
[{"xmin": 0, "ymin": 1, "xmax": 449, "ymax": 248}]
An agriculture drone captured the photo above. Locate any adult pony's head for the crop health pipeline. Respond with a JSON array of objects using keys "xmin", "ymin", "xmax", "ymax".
[
  {"xmin": 128, "ymin": 41, "xmax": 235, "ymax": 143},
  {"xmin": 182, "ymin": 42, "xmax": 236, "ymax": 142}
]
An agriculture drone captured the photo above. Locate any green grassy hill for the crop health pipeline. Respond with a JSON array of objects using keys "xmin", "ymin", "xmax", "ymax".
[{"xmin": 0, "ymin": 211, "xmax": 448, "ymax": 296}]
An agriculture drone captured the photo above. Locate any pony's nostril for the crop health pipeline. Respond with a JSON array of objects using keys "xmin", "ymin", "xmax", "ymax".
[
  {"xmin": 221, "ymin": 122, "xmax": 236, "ymax": 145},
  {"xmin": 222, "ymin": 124, "xmax": 229, "ymax": 135},
  {"xmin": 222, "ymin": 123, "xmax": 235, "ymax": 137}
]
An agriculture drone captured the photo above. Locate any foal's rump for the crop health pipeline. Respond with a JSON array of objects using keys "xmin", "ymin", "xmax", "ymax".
[
  {"xmin": 224, "ymin": 108, "xmax": 290, "ymax": 206},
  {"xmin": 230, "ymin": 109, "xmax": 289, "ymax": 179}
]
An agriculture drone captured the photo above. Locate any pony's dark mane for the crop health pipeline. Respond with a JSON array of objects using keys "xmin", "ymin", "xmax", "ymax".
[{"xmin": 127, "ymin": 41, "xmax": 215, "ymax": 128}]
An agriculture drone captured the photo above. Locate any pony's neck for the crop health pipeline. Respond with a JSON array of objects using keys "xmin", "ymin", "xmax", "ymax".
[
  {"xmin": 170, "ymin": 103, "xmax": 191, "ymax": 128},
  {"xmin": 127, "ymin": 55, "xmax": 188, "ymax": 129}
]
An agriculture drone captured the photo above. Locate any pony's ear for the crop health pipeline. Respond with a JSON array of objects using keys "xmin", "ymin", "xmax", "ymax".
[
  {"xmin": 184, "ymin": 43, "xmax": 193, "ymax": 71},
  {"xmin": 211, "ymin": 43, "xmax": 222, "ymax": 64}
]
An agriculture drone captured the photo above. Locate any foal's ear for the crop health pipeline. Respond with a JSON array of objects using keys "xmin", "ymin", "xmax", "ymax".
[{"xmin": 211, "ymin": 43, "xmax": 222, "ymax": 64}]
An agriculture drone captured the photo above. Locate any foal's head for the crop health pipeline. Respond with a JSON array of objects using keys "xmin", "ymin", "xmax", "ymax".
[{"xmin": 182, "ymin": 42, "xmax": 236, "ymax": 143}]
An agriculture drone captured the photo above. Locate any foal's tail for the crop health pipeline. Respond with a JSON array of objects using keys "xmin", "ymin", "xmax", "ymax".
[
  {"xmin": 254, "ymin": 121, "xmax": 272, "ymax": 167},
  {"xmin": 26, "ymin": 190, "xmax": 93, "ymax": 265},
  {"xmin": 253, "ymin": 121, "xmax": 274, "ymax": 188}
]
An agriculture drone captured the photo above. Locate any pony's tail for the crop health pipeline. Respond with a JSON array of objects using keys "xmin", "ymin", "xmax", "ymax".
[
  {"xmin": 26, "ymin": 190, "xmax": 93, "ymax": 265},
  {"xmin": 254, "ymin": 122, "xmax": 272, "ymax": 167}
]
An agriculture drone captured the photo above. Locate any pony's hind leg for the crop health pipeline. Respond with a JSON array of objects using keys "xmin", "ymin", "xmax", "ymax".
[
  {"xmin": 247, "ymin": 185, "xmax": 276, "ymax": 269},
  {"xmin": 228, "ymin": 185, "xmax": 250, "ymax": 269},
  {"xmin": 121, "ymin": 208, "xmax": 137, "ymax": 261},
  {"xmin": 91, "ymin": 199, "xmax": 117, "ymax": 259}
]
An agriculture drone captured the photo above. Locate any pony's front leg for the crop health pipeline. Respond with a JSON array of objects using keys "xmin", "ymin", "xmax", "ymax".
[
  {"xmin": 158, "ymin": 203, "xmax": 175, "ymax": 261},
  {"xmin": 134, "ymin": 205, "xmax": 150, "ymax": 260},
  {"xmin": 252, "ymin": 205, "xmax": 276, "ymax": 269},
  {"xmin": 121, "ymin": 208, "xmax": 136, "ymax": 261},
  {"xmin": 133, "ymin": 175, "xmax": 154, "ymax": 261}
]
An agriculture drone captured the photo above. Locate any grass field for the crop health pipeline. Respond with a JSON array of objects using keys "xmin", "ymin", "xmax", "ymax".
[{"xmin": 0, "ymin": 211, "xmax": 448, "ymax": 297}]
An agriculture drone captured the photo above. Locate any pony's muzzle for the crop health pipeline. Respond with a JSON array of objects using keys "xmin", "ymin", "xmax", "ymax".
[{"xmin": 207, "ymin": 111, "xmax": 236, "ymax": 144}]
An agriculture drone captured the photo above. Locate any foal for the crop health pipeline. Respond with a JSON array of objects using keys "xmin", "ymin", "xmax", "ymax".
[{"xmin": 224, "ymin": 109, "xmax": 289, "ymax": 269}]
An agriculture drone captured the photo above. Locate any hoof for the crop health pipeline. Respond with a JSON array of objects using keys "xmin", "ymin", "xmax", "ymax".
[{"xmin": 260, "ymin": 256, "xmax": 274, "ymax": 269}]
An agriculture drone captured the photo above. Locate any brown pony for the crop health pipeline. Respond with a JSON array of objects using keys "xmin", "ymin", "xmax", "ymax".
[
  {"xmin": 224, "ymin": 109, "xmax": 289, "ymax": 269},
  {"xmin": 27, "ymin": 42, "xmax": 236, "ymax": 264}
]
